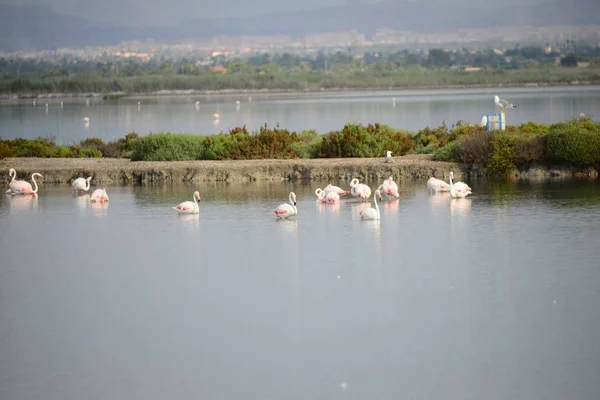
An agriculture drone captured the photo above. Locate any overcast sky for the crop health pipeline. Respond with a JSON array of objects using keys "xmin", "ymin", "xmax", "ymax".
[{"xmin": 0, "ymin": 0, "xmax": 543, "ymax": 26}]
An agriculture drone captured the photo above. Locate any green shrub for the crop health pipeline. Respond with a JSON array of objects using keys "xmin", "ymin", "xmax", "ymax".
[
  {"xmin": 0, "ymin": 141, "xmax": 16, "ymax": 159},
  {"xmin": 80, "ymin": 137, "xmax": 105, "ymax": 147},
  {"xmin": 544, "ymin": 120, "xmax": 600, "ymax": 166},
  {"xmin": 52, "ymin": 146, "xmax": 72, "ymax": 158},
  {"xmin": 79, "ymin": 148, "xmax": 103, "ymax": 158},
  {"xmin": 485, "ymin": 133, "xmax": 517, "ymax": 176},
  {"xmin": 318, "ymin": 123, "xmax": 414, "ymax": 158},
  {"xmin": 14, "ymin": 138, "xmax": 56, "ymax": 157},
  {"xmin": 433, "ymin": 140, "xmax": 460, "ymax": 161},
  {"xmin": 131, "ymin": 133, "xmax": 204, "ymax": 161},
  {"xmin": 416, "ymin": 143, "xmax": 437, "ymax": 154}
]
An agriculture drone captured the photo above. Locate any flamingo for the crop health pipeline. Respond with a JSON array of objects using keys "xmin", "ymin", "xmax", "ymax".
[
  {"xmin": 6, "ymin": 172, "xmax": 43, "ymax": 195},
  {"xmin": 273, "ymin": 192, "xmax": 297, "ymax": 219},
  {"xmin": 315, "ymin": 188, "xmax": 341, "ymax": 204},
  {"xmin": 90, "ymin": 188, "xmax": 109, "ymax": 203},
  {"xmin": 6, "ymin": 168, "xmax": 17, "ymax": 193},
  {"xmin": 72, "ymin": 176, "xmax": 92, "ymax": 193},
  {"xmin": 449, "ymin": 171, "xmax": 472, "ymax": 198},
  {"xmin": 360, "ymin": 189, "xmax": 381, "ymax": 220},
  {"xmin": 427, "ymin": 176, "xmax": 451, "ymax": 192},
  {"xmin": 323, "ymin": 184, "xmax": 350, "ymax": 196},
  {"xmin": 173, "ymin": 191, "xmax": 201, "ymax": 214},
  {"xmin": 379, "ymin": 176, "xmax": 399, "ymax": 200},
  {"xmin": 350, "ymin": 178, "xmax": 371, "ymax": 200}
]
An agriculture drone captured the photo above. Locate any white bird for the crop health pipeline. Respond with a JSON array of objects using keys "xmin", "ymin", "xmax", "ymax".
[
  {"xmin": 71, "ymin": 176, "xmax": 92, "ymax": 193},
  {"xmin": 173, "ymin": 191, "xmax": 201, "ymax": 214},
  {"xmin": 45, "ymin": 103, "xmax": 48, "ymax": 108},
  {"xmin": 378, "ymin": 176, "xmax": 399, "ymax": 199},
  {"xmin": 427, "ymin": 176, "xmax": 451, "ymax": 192},
  {"xmin": 212, "ymin": 113, "xmax": 220, "ymax": 120},
  {"xmin": 235, "ymin": 100, "xmax": 240, "ymax": 105},
  {"xmin": 449, "ymin": 171, "xmax": 472, "ymax": 199},
  {"xmin": 90, "ymin": 188, "xmax": 109, "ymax": 203},
  {"xmin": 6, "ymin": 171, "xmax": 43, "ymax": 195},
  {"xmin": 323, "ymin": 184, "xmax": 350, "ymax": 196},
  {"xmin": 33, "ymin": 99, "xmax": 36, "ymax": 107},
  {"xmin": 83, "ymin": 117, "xmax": 90, "ymax": 124},
  {"xmin": 60, "ymin": 101, "xmax": 64, "ymax": 108},
  {"xmin": 273, "ymin": 192, "xmax": 297, "ymax": 219},
  {"xmin": 494, "ymin": 95, "xmax": 517, "ymax": 112},
  {"xmin": 350, "ymin": 178, "xmax": 371, "ymax": 200},
  {"xmin": 86, "ymin": 99, "xmax": 90, "ymax": 106},
  {"xmin": 385, "ymin": 150, "xmax": 393, "ymax": 163},
  {"xmin": 360, "ymin": 189, "xmax": 381, "ymax": 220},
  {"xmin": 315, "ymin": 188, "xmax": 340, "ymax": 204},
  {"xmin": 480, "ymin": 115, "xmax": 488, "ymax": 127}
]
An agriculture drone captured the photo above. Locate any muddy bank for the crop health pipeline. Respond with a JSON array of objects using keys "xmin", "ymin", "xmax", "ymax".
[
  {"xmin": 1, "ymin": 156, "xmax": 598, "ymax": 185},
  {"xmin": 1, "ymin": 156, "xmax": 460, "ymax": 184}
]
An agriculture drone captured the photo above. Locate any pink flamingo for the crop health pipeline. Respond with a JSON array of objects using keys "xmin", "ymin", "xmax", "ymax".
[
  {"xmin": 427, "ymin": 176, "xmax": 450, "ymax": 192},
  {"xmin": 315, "ymin": 188, "xmax": 340, "ymax": 204},
  {"xmin": 173, "ymin": 191, "xmax": 201, "ymax": 214},
  {"xmin": 90, "ymin": 188, "xmax": 109, "ymax": 203},
  {"xmin": 449, "ymin": 171, "xmax": 472, "ymax": 198},
  {"xmin": 6, "ymin": 171, "xmax": 43, "ymax": 195},
  {"xmin": 350, "ymin": 178, "xmax": 372, "ymax": 200},
  {"xmin": 72, "ymin": 176, "xmax": 92, "ymax": 193},
  {"xmin": 273, "ymin": 192, "xmax": 297, "ymax": 219},
  {"xmin": 360, "ymin": 189, "xmax": 381, "ymax": 220},
  {"xmin": 379, "ymin": 176, "xmax": 399, "ymax": 200},
  {"xmin": 323, "ymin": 184, "xmax": 350, "ymax": 196}
]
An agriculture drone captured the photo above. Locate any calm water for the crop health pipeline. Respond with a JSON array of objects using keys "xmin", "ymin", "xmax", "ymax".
[
  {"xmin": 1, "ymin": 179, "xmax": 600, "ymax": 400},
  {"xmin": 1, "ymin": 86, "xmax": 599, "ymax": 143}
]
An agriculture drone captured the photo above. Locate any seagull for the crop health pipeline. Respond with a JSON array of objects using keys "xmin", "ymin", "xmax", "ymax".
[
  {"xmin": 494, "ymin": 95, "xmax": 517, "ymax": 112},
  {"xmin": 385, "ymin": 150, "xmax": 393, "ymax": 163}
]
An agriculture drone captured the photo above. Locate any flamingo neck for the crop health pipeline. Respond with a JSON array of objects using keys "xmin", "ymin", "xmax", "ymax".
[
  {"xmin": 31, "ymin": 174, "xmax": 39, "ymax": 194},
  {"xmin": 9, "ymin": 170, "xmax": 16, "ymax": 183},
  {"xmin": 374, "ymin": 191, "xmax": 380, "ymax": 216}
]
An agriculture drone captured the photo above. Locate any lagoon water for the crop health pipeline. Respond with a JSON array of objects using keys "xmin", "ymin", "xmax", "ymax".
[
  {"xmin": 1, "ymin": 86, "xmax": 599, "ymax": 143},
  {"xmin": 1, "ymin": 179, "xmax": 600, "ymax": 399}
]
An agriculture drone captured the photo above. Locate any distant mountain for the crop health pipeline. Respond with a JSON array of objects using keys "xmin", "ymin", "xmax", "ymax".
[{"xmin": 1, "ymin": 1, "xmax": 599, "ymax": 52}]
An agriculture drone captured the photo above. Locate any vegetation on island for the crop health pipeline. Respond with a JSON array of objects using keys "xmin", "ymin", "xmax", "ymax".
[
  {"xmin": 1, "ymin": 44, "xmax": 600, "ymax": 94},
  {"xmin": 2, "ymin": 117, "xmax": 599, "ymax": 177}
]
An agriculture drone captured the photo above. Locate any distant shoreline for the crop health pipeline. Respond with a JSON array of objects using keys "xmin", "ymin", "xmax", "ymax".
[{"xmin": 1, "ymin": 81, "xmax": 599, "ymax": 103}]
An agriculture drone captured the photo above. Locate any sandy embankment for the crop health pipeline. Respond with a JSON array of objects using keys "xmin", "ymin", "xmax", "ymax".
[{"xmin": 0, "ymin": 155, "xmax": 462, "ymax": 184}]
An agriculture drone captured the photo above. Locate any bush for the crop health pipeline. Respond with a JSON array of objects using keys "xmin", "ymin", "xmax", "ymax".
[
  {"xmin": 14, "ymin": 138, "xmax": 56, "ymax": 157},
  {"xmin": 131, "ymin": 133, "xmax": 204, "ymax": 161},
  {"xmin": 52, "ymin": 146, "xmax": 72, "ymax": 158},
  {"xmin": 0, "ymin": 141, "xmax": 16, "ymax": 159},
  {"xmin": 79, "ymin": 148, "xmax": 103, "ymax": 158},
  {"xmin": 433, "ymin": 140, "xmax": 460, "ymax": 161},
  {"xmin": 485, "ymin": 133, "xmax": 517, "ymax": 176},
  {"xmin": 544, "ymin": 120, "xmax": 600, "ymax": 166},
  {"xmin": 318, "ymin": 123, "xmax": 414, "ymax": 158},
  {"xmin": 457, "ymin": 131, "xmax": 493, "ymax": 164}
]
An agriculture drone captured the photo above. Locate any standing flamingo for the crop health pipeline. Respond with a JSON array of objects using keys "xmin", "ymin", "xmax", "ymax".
[
  {"xmin": 72, "ymin": 176, "xmax": 92, "ymax": 193},
  {"xmin": 273, "ymin": 192, "xmax": 297, "ymax": 219},
  {"xmin": 90, "ymin": 188, "xmax": 109, "ymax": 203},
  {"xmin": 379, "ymin": 176, "xmax": 399, "ymax": 199},
  {"xmin": 173, "ymin": 191, "xmax": 201, "ymax": 214},
  {"xmin": 449, "ymin": 171, "xmax": 472, "ymax": 198},
  {"xmin": 360, "ymin": 189, "xmax": 381, "ymax": 220},
  {"xmin": 427, "ymin": 176, "xmax": 451, "ymax": 192},
  {"xmin": 6, "ymin": 172, "xmax": 43, "ymax": 195}
]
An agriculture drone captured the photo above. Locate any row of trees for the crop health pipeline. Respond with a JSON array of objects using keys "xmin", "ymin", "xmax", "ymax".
[{"xmin": 2, "ymin": 44, "xmax": 600, "ymax": 79}]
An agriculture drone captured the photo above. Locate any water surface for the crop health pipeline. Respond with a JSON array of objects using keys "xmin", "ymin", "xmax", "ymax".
[
  {"xmin": 1, "ymin": 179, "xmax": 599, "ymax": 399},
  {"xmin": 1, "ymin": 86, "xmax": 598, "ymax": 142}
]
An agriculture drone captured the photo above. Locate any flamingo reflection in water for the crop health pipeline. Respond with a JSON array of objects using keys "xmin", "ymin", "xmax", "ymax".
[
  {"xmin": 450, "ymin": 198, "xmax": 472, "ymax": 216},
  {"xmin": 8, "ymin": 193, "xmax": 38, "ymax": 212}
]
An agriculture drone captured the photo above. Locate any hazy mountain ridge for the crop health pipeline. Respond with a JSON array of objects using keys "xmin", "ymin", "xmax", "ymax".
[{"xmin": 1, "ymin": 0, "xmax": 599, "ymax": 52}]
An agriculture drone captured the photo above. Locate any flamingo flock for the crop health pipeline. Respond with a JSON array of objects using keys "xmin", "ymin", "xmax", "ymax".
[{"xmin": 4, "ymin": 168, "xmax": 471, "ymax": 220}]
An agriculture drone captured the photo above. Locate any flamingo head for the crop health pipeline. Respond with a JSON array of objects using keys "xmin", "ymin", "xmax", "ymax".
[
  {"xmin": 32, "ymin": 173, "xmax": 44, "ymax": 179},
  {"xmin": 86, "ymin": 176, "xmax": 92, "ymax": 182},
  {"xmin": 375, "ymin": 190, "xmax": 382, "ymax": 200},
  {"xmin": 350, "ymin": 178, "xmax": 359, "ymax": 188},
  {"xmin": 290, "ymin": 192, "xmax": 297, "ymax": 206},
  {"xmin": 449, "ymin": 171, "xmax": 454, "ymax": 180},
  {"xmin": 194, "ymin": 191, "xmax": 201, "ymax": 201},
  {"xmin": 9, "ymin": 168, "xmax": 16, "ymax": 177}
]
